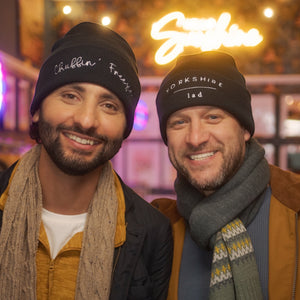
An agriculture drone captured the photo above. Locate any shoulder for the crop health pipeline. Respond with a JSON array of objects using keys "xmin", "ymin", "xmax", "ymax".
[
  {"xmin": 0, "ymin": 162, "xmax": 17, "ymax": 197},
  {"xmin": 120, "ymin": 179, "xmax": 171, "ymax": 228},
  {"xmin": 269, "ymin": 164, "xmax": 300, "ymax": 212},
  {"xmin": 0, "ymin": 162, "xmax": 18, "ymax": 228},
  {"xmin": 120, "ymin": 180, "xmax": 173, "ymax": 255},
  {"xmin": 151, "ymin": 198, "xmax": 182, "ymax": 225}
]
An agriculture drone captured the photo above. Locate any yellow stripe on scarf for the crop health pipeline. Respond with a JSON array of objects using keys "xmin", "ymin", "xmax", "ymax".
[{"xmin": 113, "ymin": 170, "xmax": 126, "ymax": 247}]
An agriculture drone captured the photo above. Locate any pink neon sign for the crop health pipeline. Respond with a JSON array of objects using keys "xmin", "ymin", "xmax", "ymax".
[{"xmin": 0, "ymin": 62, "xmax": 3, "ymax": 111}]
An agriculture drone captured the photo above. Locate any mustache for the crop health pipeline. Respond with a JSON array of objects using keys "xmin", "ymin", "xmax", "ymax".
[
  {"xmin": 56, "ymin": 124, "xmax": 108, "ymax": 143},
  {"xmin": 188, "ymin": 142, "xmax": 221, "ymax": 152}
]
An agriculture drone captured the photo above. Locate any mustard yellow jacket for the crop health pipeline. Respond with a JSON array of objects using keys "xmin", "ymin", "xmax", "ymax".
[{"xmin": 152, "ymin": 165, "xmax": 300, "ymax": 300}]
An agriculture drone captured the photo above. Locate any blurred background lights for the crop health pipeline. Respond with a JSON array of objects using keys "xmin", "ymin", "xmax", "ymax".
[
  {"xmin": 101, "ymin": 16, "xmax": 111, "ymax": 26},
  {"xmin": 133, "ymin": 100, "xmax": 149, "ymax": 131},
  {"xmin": 63, "ymin": 5, "xmax": 72, "ymax": 15},
  {"xmin": 263, "ymin": 7, "xmax": 274, "ymax": 18},
  {"xmin": 0, "ymin": 62, "xmax": 3, "ymax": 111},
  {"xmin": 285, "ymin": 95, "xmax": 295, "ymax": 106}
]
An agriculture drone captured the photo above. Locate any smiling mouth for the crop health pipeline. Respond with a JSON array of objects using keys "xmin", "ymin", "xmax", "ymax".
[
  {"xmin": 190, "ymin": 151, "xmax": 216, "ymax": 161},
  {"xmin": 64, "ymin": 132, "xmax": 99, "ymax": 146}
]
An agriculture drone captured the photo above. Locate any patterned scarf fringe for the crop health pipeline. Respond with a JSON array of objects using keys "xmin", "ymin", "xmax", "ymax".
[{"xmin": 210, "ymin": 218, "xmax": 263, "ymax": 300}]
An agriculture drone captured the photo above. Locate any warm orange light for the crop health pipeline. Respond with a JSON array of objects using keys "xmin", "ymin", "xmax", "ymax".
[
  {"xmin": 263, "ymin": 8, "xmax": 274, "ymax": 18},
  {"xmin": 151, "ymin": 12, "xmax": 263, "ymax": 65},
  {"xmin": 63, "ymin": 5, "xmax": 72, "ymax": 15},
  {"xmin": 101, "ymin": 16, "xmax": 111, "ymax": 26}
]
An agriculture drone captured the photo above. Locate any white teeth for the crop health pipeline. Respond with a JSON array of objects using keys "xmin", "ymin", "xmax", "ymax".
[
  {"xmin": 190, "ymin": 152, "xmax": 215, "ymax": 160},
  {"xmin": 66, "ymin": 133, "xmax": 96, "ymax": 145}
]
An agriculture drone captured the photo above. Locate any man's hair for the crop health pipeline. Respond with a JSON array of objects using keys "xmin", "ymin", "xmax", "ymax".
[{"xmin": 29, "ymin": 122, "xmax": 41, "ymax": 144}]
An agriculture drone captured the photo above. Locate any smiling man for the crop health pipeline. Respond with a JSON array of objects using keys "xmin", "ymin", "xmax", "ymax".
[
  {"xmin": 0, "ymin": 22, "xmax": 172, "ymax": 300},
  {"xmin": 152, "ymin": 51, "xmax": 300, "ymax": 300}
]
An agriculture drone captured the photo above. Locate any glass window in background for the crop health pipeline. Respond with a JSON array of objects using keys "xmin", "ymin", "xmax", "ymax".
[
  {"xmin": 281, "ymin": 94, "xmax": 300, "ymax": 138},
  {"xmin": 252, "ymin": 94, "xmax": 276, "ymax": 138}
]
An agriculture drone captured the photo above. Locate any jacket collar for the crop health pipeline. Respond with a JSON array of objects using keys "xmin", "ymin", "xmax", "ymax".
[
  {"xmin": 269, "ymin": 164, "xmax": 300, "ymax": 212},
  {"xmin": 152, "ymin": 164, "xmax": 300, "ymax": 221}
]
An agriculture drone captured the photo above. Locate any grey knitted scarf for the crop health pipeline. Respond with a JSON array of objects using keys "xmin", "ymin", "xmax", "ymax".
[
  {"xmin": 176, "ymin": 138, "xmax": 270, "ymax": 299},
  {"xmin": 0, "ymin": 145, "xmax": 118, "ymax": 299}
]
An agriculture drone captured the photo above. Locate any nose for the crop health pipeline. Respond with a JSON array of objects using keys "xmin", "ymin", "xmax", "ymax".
[
  {"xmin": 185, "ymin": 120, "xmax": 209, "ymax": 147},
  {"xmin": 73, "ymin": 101, "xmax": 99, "ymax": 130}
]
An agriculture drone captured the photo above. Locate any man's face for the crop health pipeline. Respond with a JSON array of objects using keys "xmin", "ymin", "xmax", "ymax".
[
  {"xmin": 166, "ymin": 106, "xmax": 251, "ymax": 195},
  {"xmin": 33, "ymin": 82, "xmax": 126, "ymax": 176}
]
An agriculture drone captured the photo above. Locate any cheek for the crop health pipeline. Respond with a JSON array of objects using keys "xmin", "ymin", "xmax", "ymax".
[
  {"xmin": 166, "ymin": 129, "xmax": 181, "ymax": 145},
  {"xmin": 43, "ymin": 105, "xmax": 76, "ymax": 127},
  {"xmin": 101, "ymin": 115, "xmax": 126, "ymax": 137},
  {"xmin": 41, "ymin": 98, "xmax": 75, "ymax": 124},
  {"xmin": 167, "ymin": 136, "xmax": 182, "ymax": 159}
]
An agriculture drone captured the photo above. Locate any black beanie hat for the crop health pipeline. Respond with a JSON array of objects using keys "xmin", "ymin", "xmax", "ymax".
[
  {"xmin": 31, "ymin": 22, "xmax": 141, "ymax": 139},
  {"xmin": 156, "ymin": 51, "xmax": 254, "ymax": 144}
]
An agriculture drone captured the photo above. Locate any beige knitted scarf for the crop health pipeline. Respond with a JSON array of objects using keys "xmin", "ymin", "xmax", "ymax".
[{"xmin": 0, "ymin": 145, "xmax": 118, "ymax": 299}]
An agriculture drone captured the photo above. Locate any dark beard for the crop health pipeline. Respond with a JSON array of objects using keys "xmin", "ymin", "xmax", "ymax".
[
  {"xmin": 38, "ymin": 116, "xmax": 123, "ymax": 176},
  {"xmin": 170, "ymin": 142, "xmax": 245, "ymax": 193},
  {"xmin": 177, "ymin": 154, "xmax": 243, "ymax": 193}
]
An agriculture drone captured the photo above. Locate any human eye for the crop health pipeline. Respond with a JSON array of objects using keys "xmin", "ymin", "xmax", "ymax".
[
  {"xmin": 205, "ymin": 111, "xmax": 224, "ymax": 124},
  {"xmin": 103, "ymin": 102, "xmax": 118, "ymax": 111},
  {"xmin": 54, "ymin": 84, "xmax": 84, "ymax": 104},
  {"xmin": 60, "ymin": 92, "xmax": 80, "ymax": 104},
  {"xmin": 167, "ymin": 117, "xmax": 187, "ymax": 129},
  {"xmin": 208, "ymin": 114, "xmax": 219, "ymax": 120},
  {"xmin": 101, "ymin": 99, "xmax": 124, "ymax": 115}
]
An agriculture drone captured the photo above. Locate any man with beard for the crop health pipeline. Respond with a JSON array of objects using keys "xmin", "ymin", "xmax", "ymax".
[
  {"xmin": 0, "ymin": 22, "xmax": 172, "ymax": 300},
  {"xmin": 152, "ymin": 51, "xmax": 300, "ymax": 300}
]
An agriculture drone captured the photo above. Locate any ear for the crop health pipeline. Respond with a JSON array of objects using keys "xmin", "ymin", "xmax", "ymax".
[
  {"xmin": 32, "ymin": 109, "xmax": 40, "ymax": 123},
  {"xmin": 244, "ymin": 129, "xmax": 251, "ymax": 142}
]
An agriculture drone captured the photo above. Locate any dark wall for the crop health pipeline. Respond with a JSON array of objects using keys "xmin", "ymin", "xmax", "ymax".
[{"xmin": 0, "ymin": 0, "xmax": 19, "ymax": 57}]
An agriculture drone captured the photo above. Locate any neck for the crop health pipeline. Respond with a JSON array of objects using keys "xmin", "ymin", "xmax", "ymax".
[{"xmin": 38, "ymin": 146, "xmax": 102, "ymax": 215}]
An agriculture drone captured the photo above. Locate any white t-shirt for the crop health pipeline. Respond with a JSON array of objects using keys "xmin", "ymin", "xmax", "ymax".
[{"xmin": 42, "ymin": 208, "xmax": 87, "ymax": 259}]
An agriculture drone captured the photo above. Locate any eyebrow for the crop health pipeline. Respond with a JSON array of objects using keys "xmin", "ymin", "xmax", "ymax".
[
  {"xmin": 63, "ymin": 84, "xmax": 119, "ymax": 100},
  {"xmin": 62, "ymin": 83, "xmax": 86, "ymax": 93},
  {"xmin": 100, "ymin": 92, "xmax": 119, "ymax": 101}
]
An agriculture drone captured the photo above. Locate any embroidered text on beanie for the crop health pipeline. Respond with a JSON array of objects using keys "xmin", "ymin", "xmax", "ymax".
[
  {"xmin": 156, "ymin": 51, "xmax": 254, "ymax": 144},
  {"xmin": 31, "ymin": 22, "xmax": 141, "ymax": 138}
]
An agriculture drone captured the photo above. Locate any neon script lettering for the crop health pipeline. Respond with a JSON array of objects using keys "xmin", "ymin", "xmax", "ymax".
[{"xmin": 151, "ymin": 12, "xmax": 263, "ymax": 65}]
